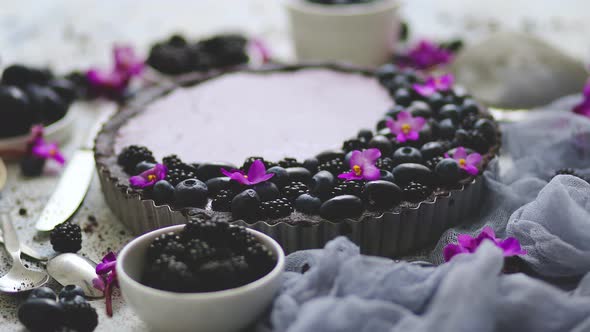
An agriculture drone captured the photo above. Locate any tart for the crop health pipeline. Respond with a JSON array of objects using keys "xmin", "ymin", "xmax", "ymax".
[{"xmin": 95, "ymin": 63, "xmax": 500, "ymax": 257}]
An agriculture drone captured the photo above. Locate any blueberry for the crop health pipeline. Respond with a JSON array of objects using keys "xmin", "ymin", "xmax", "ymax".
[
  {"xmin": 427, "ymin": 92, "xmax": 445, "ymax": 111},
  {"xmin": 438, "ymin": 104, "xmax": 460, "ymax": 123},
  {"xmin": 309, "ymin": 171, "xmax": 335, "ymax": 197},
  {"xmin": 286, "ymin": 167, "xmax": 312, "ymax": 184},
  {"xmin": 392, "ymin": 147, "xmax": 423, "ymax": 166},
  {"xmin": 438, "ymin": 118, "xmax": 456, "ymax": 139},
  {"xmin": 60, "ymin": 294, "xmax": 87, "ymax": 305},
  {"xmin": 25, "ymin": 84, "xmax": 68, "ymax": 124},
  {"xmin": 320, "ymin": 195, "xmax": 363, "ymax": 220},
  {"xmin": 420, "ymin": 141, "xmax": 445, "ymax": 160},
  {"xmin": 303, "ymin": 157, "xmax": 319, "ymax": 174},
  {"xmin": 368, "ymin": 135, "xmax": 393, "ymax": 156},
  {"xmin": 231, "ymin": 189, "xmax": 261, "ymax": 222},
  {"xmin": 267, "ymin": 166, "xmax": 289, "ymax": 188},
  {"xmin": 363, "ymin": 180, "xmax": 402, "ymax": 210},
  {"xmin": 379, "ymin": 170, "xmax": 395, "ymax": 182},
  {"xmin": 134, "ymin": 161, "xmax": 156, "ymax": 175},
  {"xmin": 294, "ymin": 193, "xmax": 322, "ymax": 215},
  {"xmin": 205, "ymin": 177, "xmax": 231, "ymax": 195},
  {"xmin": 20, "ymin": 155, "xmax": 46, "ymax": 177},
  {"xmin": 357, "ymin": 129, "xmax": 373, "ymax": 141},
  {"xmin": 196, "ymin": 162, "xmax": 238, "ymax": 181},
  {"xmin": 376, "ymin": 64, "xmax": 399, "ymax": 84},
  {"xmin": 253, "ymin": 181, "xmax": 280, "ymax": 201},
  {"xmin": 29, "ymin": 287, "xmax": 57, "ymax": 301},
  {"xmin": 174, "ymin": 179, "xmax": 208, "ymax": 207},
  {"xmin": 2, "ymin": 64, "xmax": 52, "ymax": 86},
  {"xmin": 0, "ymin": 85, "xmax": 33, "ymax": 137},
  {"xmin": 435, "ymin": 158, "xmax": 462, "ymax": 184},
  {"xmin": 392, "ymin": 88, "xmax": 412, "ymax": 106},
  {"xmin": 407, "ymin": 101, "xmax": 432, "ymax": 118},
  {"xmin": 452, "ymin": 86, "xmax": 470, "ymax": 102},
  {"xmin": 474, "ymin": 119, "xmax": 497, "ymax": 143},
  {"xmin": 48, "ymin": 78, "xmax": 78, "ymax": 104},
  {"xmin": 153, "ymin": 180, "xmax": 175, "ymax": 205},
  {"xmin": 18, "ymin": 298, "xmax": 65, "ymax": 332},
  {"xmin": 59, "ymin": 284, "xmax": 85, "ymax": 300},
  {"xmin": 344, "ymin": 151, "xmax": 353, "ymax": 165},
  {"xmin": 392, "ymin": 163, "xmax": 435, "ymax": 186}
]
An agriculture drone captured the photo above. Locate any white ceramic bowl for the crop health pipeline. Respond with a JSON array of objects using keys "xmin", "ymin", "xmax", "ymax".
[
  {"xmin": 284, "ymin": 0, "xmax": 401, "ymax": 67},
  {"xmin": 116, "ymin": 225, "xmax": 285, "ymax": 332}
]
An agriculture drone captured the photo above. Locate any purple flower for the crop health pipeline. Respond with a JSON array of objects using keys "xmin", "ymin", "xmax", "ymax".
[
  {"xmin": 249, "ymin": 38, "xmax": 272, "ymax": 64},
  {"xmin": 445, "ymin": 147, "xmax": 482, "ymax": 176},
  {"xmin": 573, "ymin": 79, "xmax": 590, "ymax": 118},
  {"xmin": 95, "ymin": 252, "xmax": 118, "ymax": 317},
  {"xmin": 86, "ymin": 45, "xmax": 144, "ymax": 97},
  {"xmin": 129, "ymin": 164, "xmax": 167, "ymax": 188},
  {"xmin": 403, "ymin": 39, "xmax": 454, "ymax": 70},
  {"xmin": 386, "ymin": 111, "xmax": 426, "ymax": 143},
  {"xmin": 413, "ymin": 74, "xmax": 454, "ymax": 97},
  {"xmin": 443, "ymin": 226, "xmax": 527, "ymax": 262},
  {"xmin": 221, "ymin": 159, "xmax": 274, "ymax": 185},
  {"xmin": 32, "ymin": 141, "xmax": 66, "ymax": 165},
  {"xmin": 338, "ymin": 148, "xmax": 381, "ymax": 181}
]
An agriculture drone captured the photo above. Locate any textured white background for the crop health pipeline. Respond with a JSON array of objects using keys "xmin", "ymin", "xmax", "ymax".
[{"xmin": 0, "ymin": 0, "xmax": 589, "ymax": 330}]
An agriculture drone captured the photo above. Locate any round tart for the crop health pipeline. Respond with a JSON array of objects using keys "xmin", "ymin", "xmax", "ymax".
[{"xmin": 95, "ymin": 64, "xmax": 500, "ymax": 257}]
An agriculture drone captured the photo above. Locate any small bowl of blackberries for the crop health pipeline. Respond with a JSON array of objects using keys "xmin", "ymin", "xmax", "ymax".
[{"xmin": 116, "ymin": 214, "xmax": 285, "ymax": 332}]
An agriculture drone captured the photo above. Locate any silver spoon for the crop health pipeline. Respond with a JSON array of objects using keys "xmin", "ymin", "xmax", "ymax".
[
  {"xmin": 46, "ymin": 253, "xmax": 104, "ymax": 298},
  {"xmin": 0, "ymin": 214, "xmax": 49, "ymax": 293}
]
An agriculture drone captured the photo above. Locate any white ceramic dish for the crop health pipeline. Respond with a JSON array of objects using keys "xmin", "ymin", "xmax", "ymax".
[
  {"xmin": 284, "ymin": 0, "xmax": 401, "ymax": 67},
  {"xmin": 116, "ymin": 225, "xmax": 285, "ymax": 332},
  {"xmin": 0, "ymin": 107, "xmax": 75, "ymax": 160}
]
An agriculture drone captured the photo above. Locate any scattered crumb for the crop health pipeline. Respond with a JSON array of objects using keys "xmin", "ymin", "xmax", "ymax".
[
  {"xmin": 119, "ymin": 230, "xmax": 125, "ymax": 236},
  {"xmin": 83, "ymin": 214, "xmax": 99, "ymax": 233},
  {"xmin": 18, "ymin": 208, "xmax": 27, "ymax": 216}
]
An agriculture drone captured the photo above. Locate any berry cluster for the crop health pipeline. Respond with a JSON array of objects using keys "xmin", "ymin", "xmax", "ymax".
[
  {"xmin": 117, "ymin": 63, "xmax": 499, "ymax": 222},
  {"xmin": 142, "ymin": 215, "xmax": 276, "ymax": 292},
  {"xmin": 18, "ymin": 285, "xmax": 98, "ymax": 332},
  {"xmin": 0, "ymin": 64, "xmax": 79, "ymax": 138},
  {"xmin": 147, "ymin": 34, "xmax": 249, "ymax": 76}
]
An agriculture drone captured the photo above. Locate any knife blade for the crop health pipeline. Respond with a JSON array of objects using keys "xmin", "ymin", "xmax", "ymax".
[{"xmin": 35, "ymin": 108, "xmax": 115, "ymax": 231}]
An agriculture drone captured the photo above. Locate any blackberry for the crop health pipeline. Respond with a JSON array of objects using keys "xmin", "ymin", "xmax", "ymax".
[
  {"xmin": 282, "ymin": 181, "xmax": 308, "ymax": 201},
  {"xmin": 227, "ymin": 225, "xmax": 256, "ymax": 252},
  {"xmin": 147, "ymin": 232, "xmax": 185, "ymax": 261},
  {"xmin": 184, "ymin": 238, "xmax": 216, "ymax": 268},
  {"xmin": 196, "ymin": 34, "xmax": 249, "ymax": 68},
  {"xmin": 425, "ymin": 156, "xmax": 444, "ymax": 170},
  {"xmin": 331, "ymin": 180, "xmax": 364, "ymax": 197},
  {"xmin": 244, "ymin": 241, "xmax": 275, "ymax": 275},
  {"xmin": 163, "ymin": 154, "xmax": 195, "ymax": 172},
  {"xmin": 147, "ymin": 255, "xmax": 197, "ymax": 292},
  {"xmin": 63, "ymin": 301, "xmax": 98, "ymax": 332},
  {"xmin": 342, "ymin": 138, "xmax": 367, "ymax": 152},
  {"xmin": 317, "ymin": 158, "xmax": 346, "ymax": 176},
  {"xmin": 165, "ymin": 168, "xmax": 198, "ymax": 186},
  {"xmin": 183, "ymin": 217, "xmax": 230, "ymax": 246},
  {"xmin": 455, "ymin": 130, "xmax": 490, "ymax": 154},
  {"xmin": 50, "ymin": 222, "xmax": 82, "ymax": 253},
  {"xmin": 211, "ymin": 189, "xmax": 234, "ymax": 212},
  {"xmin": 242, "ymin": 157, "xmax": 276, "ymax": 171},
  {"xmin": 117, "ymin": 145, "xmax": 156, "ymax": 174},
  {"xmin": 376, "ymin": 157, "xmax": 394, "ymax": 171},
  {"xmin": 278, "ymin": 157, "xmax": 302, "ymax": 168},
  {"xmin": 460, "ymin": 113, "xmax": 479, "ymax": 130},
  {"xmin": 259, "ymin": 197, "xmax": 294, "ymax": 219},
  {"xmin": 402, "ymin": 181, "xmax": 432, "ymax": 202},
  {"xmin": 197, "ymin": 258, "xmax": 244, "ymax": 291}
]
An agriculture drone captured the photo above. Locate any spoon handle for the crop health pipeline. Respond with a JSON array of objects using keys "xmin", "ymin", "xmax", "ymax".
[{"xmin": 0, "ymin": 214, "xmax": 21, "ymax": 259}]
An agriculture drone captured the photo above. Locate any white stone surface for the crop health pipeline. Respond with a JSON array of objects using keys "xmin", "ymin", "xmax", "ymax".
[{"xmin": 0, "ymin": 0, "xmax": 589, "ymax": 330}]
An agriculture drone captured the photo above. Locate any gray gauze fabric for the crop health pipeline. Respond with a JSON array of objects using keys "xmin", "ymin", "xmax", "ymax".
[{"xmin": 256, "ymin": 98, "xmax": 590, "ymax": 332}]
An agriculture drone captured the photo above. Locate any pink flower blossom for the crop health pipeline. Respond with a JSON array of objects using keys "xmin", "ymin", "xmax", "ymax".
[
  {"xmin": 403, "ymin": 39, "xmax": 454, "ymax": 70},
  {"xmin": 445, "ymin": 147, "xmax": 481, "ymax": 176},
  {"xmin": 413, "ymin": 74, "xmax": 454, "ymax": 97},
  {"xmin": 86, "ymin": 45, "xmax": 144, "ymax": 97},
  {"xmin": 338, "ymin": 148, "xmax": 381, "ymax": 181},
  {"xmin": 386, "ymin": 111, "xmax": 426, "ymax": 143},
  {"xmin": 221, "ymin": 159, "xmax": 274, "ymax": 186},
  {"xmin": 443, "ymin": 226, "xmax": 527, "ymax": 262},
  {"xmin": 129, "ymin": 164, "xmax": 167, "ymax": 188}
]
